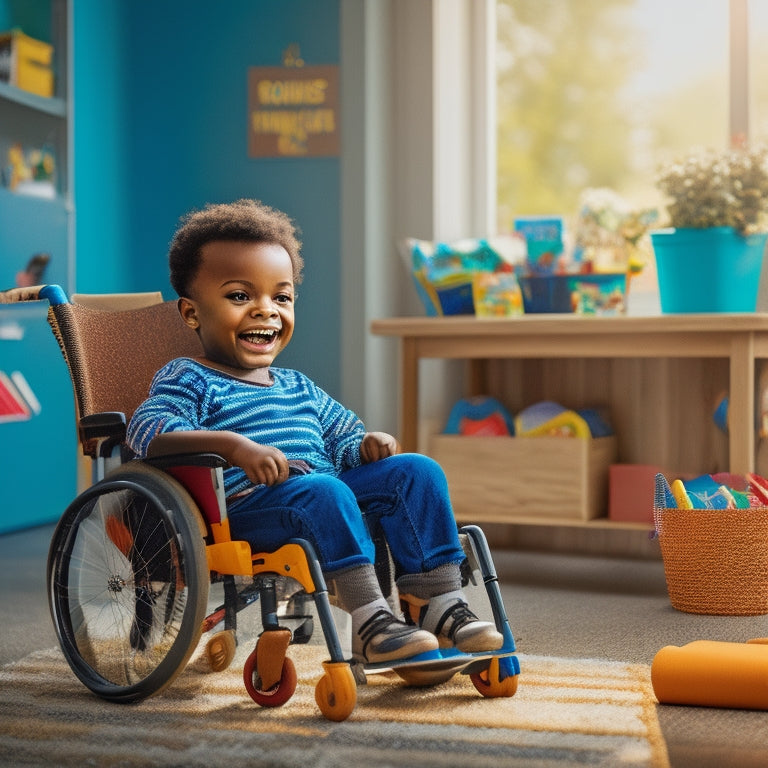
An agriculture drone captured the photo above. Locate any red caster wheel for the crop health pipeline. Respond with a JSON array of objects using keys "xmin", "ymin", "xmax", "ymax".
[{"xmin": 243, "ymin": 645, "xmax": 297, "ymax": 708}]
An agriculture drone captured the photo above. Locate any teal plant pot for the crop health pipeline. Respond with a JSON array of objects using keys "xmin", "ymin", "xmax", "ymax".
[{"xmin": 651, "ymin": 227, "xmax": 768, "ymax": 313}]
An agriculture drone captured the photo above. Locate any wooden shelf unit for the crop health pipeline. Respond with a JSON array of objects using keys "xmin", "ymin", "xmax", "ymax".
[{"xmin": 371, "ymin": 313, "xmax": 768, "ymax": 529}]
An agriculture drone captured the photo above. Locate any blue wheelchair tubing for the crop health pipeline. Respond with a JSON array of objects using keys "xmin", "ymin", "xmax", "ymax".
[{"xmin": 39, "ymin": 284, "xmax": 69, "ymax": 305}]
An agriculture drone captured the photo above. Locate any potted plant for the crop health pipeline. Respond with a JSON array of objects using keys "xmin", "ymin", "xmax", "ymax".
[{"xmin": 651, "ymin": 144, "xmax": 768, "ymax": 313}]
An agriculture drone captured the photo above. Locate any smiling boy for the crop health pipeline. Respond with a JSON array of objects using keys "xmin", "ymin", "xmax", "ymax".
[{"xmin": 127, "ymin": 199, "xmax": 502, "ymax": 663}]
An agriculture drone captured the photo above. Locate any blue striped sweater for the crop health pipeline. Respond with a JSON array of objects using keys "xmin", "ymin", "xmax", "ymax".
[{"xmin": 127, "ymin": 358, "xmax": 365, "ymax": 497}]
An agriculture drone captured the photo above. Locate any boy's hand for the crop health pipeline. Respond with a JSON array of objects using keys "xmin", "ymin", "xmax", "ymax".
[
  {"xmin": 360, "ymin": 431, "xmax": 400, "ymax": 463},
  {"xmin": 230, "ymin": 439, "xmax": 290, "ymax": 486}
]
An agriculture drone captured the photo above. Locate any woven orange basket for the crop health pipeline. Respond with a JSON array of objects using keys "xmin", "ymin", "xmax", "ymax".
[{"xmin": 654, "ymin": 507, "xmax": 768, "ymax": 615}]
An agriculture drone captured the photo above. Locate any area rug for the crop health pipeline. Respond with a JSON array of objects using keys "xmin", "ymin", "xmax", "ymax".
[{"xmin": 0, "ymin": 642, "xmax": 669, "ymax": 768}]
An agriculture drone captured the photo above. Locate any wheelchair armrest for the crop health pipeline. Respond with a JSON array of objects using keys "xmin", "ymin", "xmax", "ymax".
[
  {"xmin": 144, "ymin": 452, "xmax": 229, "ymax": 470},
  {"xmin": 79, "ymin": 412, "xmax": 127, "ymax": 458}
]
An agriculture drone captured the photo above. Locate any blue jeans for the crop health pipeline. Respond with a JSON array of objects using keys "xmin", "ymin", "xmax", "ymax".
[{"xmin": 227, "ymin": 453, "xmax": 464, "ymax": 576}]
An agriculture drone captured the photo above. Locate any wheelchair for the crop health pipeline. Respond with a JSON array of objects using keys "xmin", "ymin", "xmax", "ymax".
[{"xmin": 0, "ymin": 284, "xmax": 520, "ymax": 721}]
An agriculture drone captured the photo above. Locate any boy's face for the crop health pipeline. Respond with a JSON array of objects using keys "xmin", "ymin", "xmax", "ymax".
[{"xmin": 178, "ymin": 240, "xmax": 295, "ymax": 380}]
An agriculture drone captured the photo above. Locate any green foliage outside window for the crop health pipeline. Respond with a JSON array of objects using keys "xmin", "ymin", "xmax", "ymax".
[
  {"xmin": 497, "ymin": 0, "xmax": 639, "ymax": 230},
  {"xmin": 496, "ymin": 0, "xmax": 734, "ymax": 234}
]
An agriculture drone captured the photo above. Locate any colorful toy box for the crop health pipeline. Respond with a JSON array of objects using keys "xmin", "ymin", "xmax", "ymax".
[{"xmin": 403, "ymin": 237, "xmax": 524, "ymax": 316}]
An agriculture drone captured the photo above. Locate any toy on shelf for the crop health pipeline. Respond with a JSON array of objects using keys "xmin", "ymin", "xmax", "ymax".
[
  {"xmin": 712, "ymin": 368, "xmax": 768, "ymax": 474},
  {"xmin": 472, "ymin": 270, "xmax": 523, "ymax": 317},
  {"xmin": 443, "ymin": 398, "xmax": 613, "ymax": 439},
  {"xmin": 0, "ymin": 29, "xmax": 55, "ymax": 98},
  {"xmin": 401, "ymin": 236, "xmax": 525, "ymax": 317},
  {"xmin": 747, "ymin": 472, "xmax": 768, "ymax": 504},
  {"xmin": 652, "ymin": 638, "xmax": 768, "ymax": 710},
  {"xmin": 513, "ymin": 216, "xmax": 564, "ymax": 275},
  {"xmin": 572, "ymin": 187, "xmax": 656, "ymax": 276},
  {"xmin": 516, "ymin": 403, "xmax": 590, "ymax": 437},
  {"xmin": 3, "ymin": 142, "xmax": 56, "ymax": 197},
  {"xmin": 514, "ymin": 190, "xmax": 657, "ymax": 315},
  {"xmin": 514, "ymin": 400, "xmax": 613, "ymax": 438},
  {"xmin": 443, "ymin": 396, "xmax": 515, "ymax": 437}
]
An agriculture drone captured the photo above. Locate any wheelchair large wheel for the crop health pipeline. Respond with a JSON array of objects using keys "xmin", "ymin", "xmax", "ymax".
[{"xmin": 47, "ymin": 462, "xmax": 210, "ymax": 703}]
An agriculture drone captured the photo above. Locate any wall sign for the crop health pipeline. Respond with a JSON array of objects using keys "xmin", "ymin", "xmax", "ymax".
[{"xmin": 248, "ymin": 64, "xmax": 340, "ymax": 158}]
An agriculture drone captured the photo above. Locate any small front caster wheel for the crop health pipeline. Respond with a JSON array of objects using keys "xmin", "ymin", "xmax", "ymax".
[
  {"xmin": 243, "ymin": 648, "xmax": 297, "ymax": 707},
  {"xmin": 315, "ymin": 661, "xmax": 357, "ymax": 721},
  {"xmin": 206, "ymin": 629, "xmax": 236, "ymax": 672},
  {"xmin": 470, "ymin": 656, "xmax": 519, "ymax": 698}
]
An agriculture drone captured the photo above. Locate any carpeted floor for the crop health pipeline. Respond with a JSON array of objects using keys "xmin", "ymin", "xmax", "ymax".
[
  {"xmin": 0, "ymin": 640, "xmax": 668, "ymax": 768},
  {"xmin": 3, "ymin": 524, "xmax": 768, "ymax": 767}
]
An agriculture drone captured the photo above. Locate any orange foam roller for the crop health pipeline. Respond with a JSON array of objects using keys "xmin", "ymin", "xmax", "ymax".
[{"xmin": 651, "ymin": 639, "xmax": 768, "ymax": 710}]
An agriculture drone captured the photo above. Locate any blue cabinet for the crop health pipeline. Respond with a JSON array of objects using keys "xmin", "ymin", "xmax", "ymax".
[
  {"xmin": 0, "ymin": 302, "xmax": 76, "ymax": 533},
  {"xmin": 0, "ymin": 189, "xmax": 71, "ymax": 289},
  {"xmin": 1, "ymin": 0, "xmax": 74, "ymax": 533},
  {"xmin": 0, "ymin": 192, "xmax": 75, "ymax": 533}
]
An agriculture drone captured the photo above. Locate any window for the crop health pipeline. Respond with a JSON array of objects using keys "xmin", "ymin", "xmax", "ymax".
[
  {"xmin": 750, "ymin": 1, "xmax": 768, "ymax": 139},
  {"xmin": 495, "ymin": 0, "xmax": 764, "ymax": 231}
]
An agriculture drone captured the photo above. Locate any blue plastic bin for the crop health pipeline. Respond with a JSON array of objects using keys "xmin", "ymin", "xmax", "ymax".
[{"xmin": 519, "ymin": 273, "xmax": 626, "ymax": 314}]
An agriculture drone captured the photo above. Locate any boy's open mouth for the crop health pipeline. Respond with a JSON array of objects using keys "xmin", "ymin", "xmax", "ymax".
[{"xmin": 240, "ymin": 329, "xmax": 279, "ymax": 344}]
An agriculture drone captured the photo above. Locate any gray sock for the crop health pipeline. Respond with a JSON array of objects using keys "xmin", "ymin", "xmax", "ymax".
[
  {"xmin": 396, "ymin": 562, "xmax": 462, "ymax": 600},
  {"xmin": 327, "ymin": 563, "xmax": 383, "ymax": 613}
]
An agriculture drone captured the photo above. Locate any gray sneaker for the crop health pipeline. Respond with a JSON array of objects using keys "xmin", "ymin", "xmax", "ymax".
[
  {"xmin": 353, "ymin": 609, "xmax": 439, "ymax": 663},
  {"xmin": 402, "ymin": 591, "xmax": 504, "ymax": 653}
]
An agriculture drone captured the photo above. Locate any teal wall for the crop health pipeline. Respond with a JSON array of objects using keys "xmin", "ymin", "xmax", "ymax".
[
  {"xmin": 0, "ymin": 0, "xmax": 52, "ymax": 39},
  {"xmin": 73, "ymin": 0, "xmax": 342, "ymax": 394},
  {"xmin": 72, "ymin": 0, "xmax": 132, "ymax": 292}
]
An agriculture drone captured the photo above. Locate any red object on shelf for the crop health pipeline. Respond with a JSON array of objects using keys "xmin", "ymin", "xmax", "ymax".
[
  {"xmin": 0, "ymin": 370, "xmax": 30, "ymax": 421},
  {"xmin": 609, "ymin": 464, "xmax": 663, "ymax": 523}
]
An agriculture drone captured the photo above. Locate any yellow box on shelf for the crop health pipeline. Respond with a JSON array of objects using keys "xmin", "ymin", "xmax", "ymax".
[{"xmin": 0, "ymin": 30, "xmax": 54, "ymax": 98}]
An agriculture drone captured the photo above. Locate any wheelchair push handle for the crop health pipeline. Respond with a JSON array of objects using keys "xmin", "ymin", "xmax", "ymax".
[{"xmin": 0, "ymin": 284, "xmax": 68, "ymax": 305}]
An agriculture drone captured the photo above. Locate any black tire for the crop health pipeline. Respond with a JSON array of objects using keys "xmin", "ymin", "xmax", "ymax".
[{"xmin": 47, "ymin": 462, "xmax": 210, "ymax": 702}]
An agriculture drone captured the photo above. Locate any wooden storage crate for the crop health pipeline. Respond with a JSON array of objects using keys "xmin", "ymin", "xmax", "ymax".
[
  {"xmin": 0, "ymin": 30, "xmax": 54, "ymax": 98},
  {"xmin": 428, "ymin": 434, "xmax": 617, "ymax": 522}
]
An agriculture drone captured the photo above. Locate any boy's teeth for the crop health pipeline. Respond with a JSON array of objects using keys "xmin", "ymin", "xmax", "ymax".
[{"xmin": 245, "ymin": 330, "xmax": 275, "ymax": 341}]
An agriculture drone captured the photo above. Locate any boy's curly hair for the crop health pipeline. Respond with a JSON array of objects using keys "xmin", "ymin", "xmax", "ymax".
[{"xmin": 168, "ymin": 199, "xmax": 304, "ymax": 297}]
